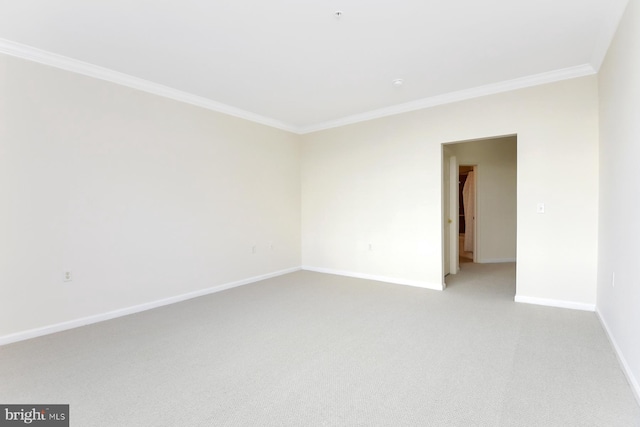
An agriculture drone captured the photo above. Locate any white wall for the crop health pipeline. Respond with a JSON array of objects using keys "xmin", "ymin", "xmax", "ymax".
[
  {"xmin": 0, "ymin": 44, "xmax": 605, "ymax": 341},
  {"xmin": 449, "ymin": 136, "xmax": 517, "ymax": 263},
  {"xmin": 597, "ymin": 0, "xmax": 640, "ymax": 401},
  {"xmin": 302, "ymin": 76, "xmax": 599, "ymax": 304},
  {"xmin": 0, "ymin": 54, "xmax": 301, "ymax": 339}
]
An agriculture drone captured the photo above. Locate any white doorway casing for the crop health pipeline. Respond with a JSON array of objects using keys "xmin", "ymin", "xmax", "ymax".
[{"xmin": 442, "ymin": 135, "xmax": 517, "ymax": 286}]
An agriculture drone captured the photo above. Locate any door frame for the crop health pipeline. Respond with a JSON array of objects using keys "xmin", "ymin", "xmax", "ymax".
[
  {"xmin": 460, "ymin": 164, "xmax": 478, "ymax": 263},
  {"xmin": 441, "ymin": 133, "xmax": 517, "ymax": 287}
]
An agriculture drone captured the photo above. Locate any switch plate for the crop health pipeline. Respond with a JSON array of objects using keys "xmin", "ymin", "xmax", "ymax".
[{"xmin": 536, "ymin": 203, "xmax": 545, "ymax": 214}]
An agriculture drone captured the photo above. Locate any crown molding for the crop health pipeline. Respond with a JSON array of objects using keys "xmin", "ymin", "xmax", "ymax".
[
  {"xmin": 298, "ymin": 64, "xmax": 597, "ymax": 134},
  {"xmin": 0, "ymin": 38, "xmax": 298, "ymax": 133},
  {"xmin": 1, "ymin": 38, "xmax": 598, "ymax": 136}
]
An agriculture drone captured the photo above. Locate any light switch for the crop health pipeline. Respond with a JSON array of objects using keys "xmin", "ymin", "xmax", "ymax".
[{"xmin": 536, "ymin": 203, "xmax": 545, "ymax": 214}]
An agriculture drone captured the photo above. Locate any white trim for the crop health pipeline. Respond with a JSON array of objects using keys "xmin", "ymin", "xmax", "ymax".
[
  {"xmin": 0, "ymin": 267, "xmax": 301, "ymax": 346},
  {"xmin": 0, "ymin": 38, "xmax": 298, "ymax": 134},
  {"xmin": 302, "ymin": 266, "xmax": 443, "ymax": 291},
  {"xmin": 0, "ymin": 38, "xmax": 598, "ymax": 135},
  {"xmin": 596, "ymin": 308, "xmax": 640, "ymax": 406},
  {"xmin": 299, "ymin": 64, "xmax": 596, "ymax": 134},
  {"xmin": 479, "ymin": 258, "xmax": 517, "ymax": 264},
  {"xmin": 514, "ymin": 295, "xmax": 595, "ymax": 312}
]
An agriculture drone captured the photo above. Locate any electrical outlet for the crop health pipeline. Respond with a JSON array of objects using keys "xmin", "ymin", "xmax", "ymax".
[{"xmin": 63, "ymin": 271, "xmax": 72, "ymax": 282}]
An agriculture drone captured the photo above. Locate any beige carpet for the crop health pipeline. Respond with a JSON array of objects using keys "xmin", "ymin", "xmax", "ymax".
[{"xmin": 1, "ymin": 264, "xmax": 639, "ymax": 426}]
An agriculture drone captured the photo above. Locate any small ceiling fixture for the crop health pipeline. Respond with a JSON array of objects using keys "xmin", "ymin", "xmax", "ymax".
[
  {"xmin": 334, "ymin": 11, "xmax": 343, "ymax": 19},
  {"xmin": 393, "ymin": 78, "xmax": 404, "ymax": 87}
]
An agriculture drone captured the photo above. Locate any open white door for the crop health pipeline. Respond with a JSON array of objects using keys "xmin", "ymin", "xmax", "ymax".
[
  {"xmin": 443, "ymin": 148, "xmax": 451, "ymax": 277},
  {"xmin": 449, "ymin": 155, "xmax": 459, "ymax": 274}
]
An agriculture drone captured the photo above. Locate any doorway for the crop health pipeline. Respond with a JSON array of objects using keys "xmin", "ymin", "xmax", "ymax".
[
  {"xmin": 442, "ymin": 135, "xmax": 517, "ymax": 289},
  {"xmin": 459, "ymin": 165, "xmax": 476, "ymax": 264}
]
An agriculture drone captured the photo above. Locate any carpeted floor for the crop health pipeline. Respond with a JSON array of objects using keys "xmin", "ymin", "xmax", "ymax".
[{"xmin": 1, "ymin": 264, "xmax": 638, "ymax": 426}]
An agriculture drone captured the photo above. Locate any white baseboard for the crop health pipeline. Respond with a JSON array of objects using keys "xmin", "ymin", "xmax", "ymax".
[
  {"xmin": 0, "ymin": 267, "xmax": 301, "ymax": 346},
  {"xmin": 301, "ymin": 266, "xmax": 443, "ymax": 291},
  {"xmin": 479, "ymin": 258, "xmax": 517, "ymax": 264},
  {"xmin": 514, "ymin": 295, "xmax": 595, "ymax": 312},
  {"xmin": 596, "ymin": 308, "xmax": 640, "ymax": 407}
]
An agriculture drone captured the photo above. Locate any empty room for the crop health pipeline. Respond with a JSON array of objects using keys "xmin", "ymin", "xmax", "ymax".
[{"xmin": 1, "ymin": 1, "xmax": 639, "ymax": 426}]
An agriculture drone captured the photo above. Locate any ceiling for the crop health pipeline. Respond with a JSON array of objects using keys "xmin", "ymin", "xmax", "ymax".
[{"xmin": 0, "ymin": 0, "xmax": 629, "ymax": 133}]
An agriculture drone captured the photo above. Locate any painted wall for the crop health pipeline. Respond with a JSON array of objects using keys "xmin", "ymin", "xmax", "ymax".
[
  {"xmin": 301, "ymin": 76, "xmax": 599, "ymax": 304},
  {"xmin": 597, "ymin": 0, "xmax": 640, "ymax": 401},
  {"xmin": 0, "ymin": 54, "xmax": 301, "ymax": 338},
  {"xmin": 449, "ymin": 136, "xmax": 517, "ymax": 263},
  {"xmin": 0, "ymin": 46, "xmax": 604, "ymax": 341}
]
